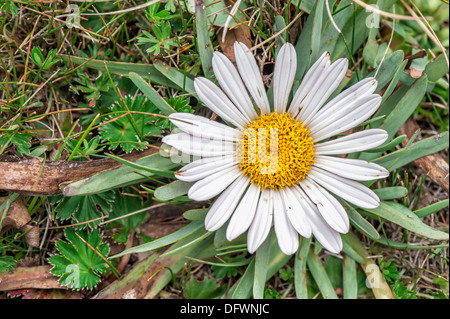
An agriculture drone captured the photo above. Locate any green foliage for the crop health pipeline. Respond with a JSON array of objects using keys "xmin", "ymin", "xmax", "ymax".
[
  {"xmin": 49, "ymin": 228, "xmax": 110, "ymax": 290},
  {"xmin": 99, "ymin": 95, "xmax": 163, "ymax": 153},
  {"xmin": 184, "ymin": 275, "xmax": 227, "ymax": 299},
  {"xmin": 0, "ymin": 131, "xmax": 33, "ymax": 156},
  {"xmin": 29, "ymin": 47, "xmax": 61, "ymax": 71},
  {"xmin": 106, "ymin": 188, "xmax": 148, "ymax": 244},
  {"xmin": 52, "ymin": 191, "xmax": 115, "ymax": 229},
  {"xmin": 0, "ymin": 255, "xmax": 16, "ymax": 272},
  {"xmin": 137, "ymin": 21, "xmax": 177, "ymax": 55}
]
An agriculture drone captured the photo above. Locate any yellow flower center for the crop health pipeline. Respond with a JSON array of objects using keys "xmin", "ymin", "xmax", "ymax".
[{"xmin": 237, "ymin": 112, "xmax": 315, "ymax": 190}]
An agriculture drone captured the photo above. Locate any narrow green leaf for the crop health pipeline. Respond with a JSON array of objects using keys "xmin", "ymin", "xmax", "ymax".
[
  {"xmin": 195, "ymin": 0, "xmax": 214, "ymax": 79},
  {"xmin": 104, "ymin": 153, "xmax": 175, "ymax": 179},
  {"xmin": 373, "ymin": 186, "xmax": 408, "ymax": 200},
  {"xmin": 154, "ymin": 180, "xmax": 192, "ymax": 201},
  {"xmin": 183, "ymin": 208, "xmax": 209, "ymax": 221},
  {"xmin": 415, "ymin": 199, "xmax": 449, "ymax": 218},
  {"xmin": 362, "ymin": 201, "xmax": 449, "ymax": 240},
  {"xmin": 424, "ymin": 52, "xmax": 450, "ymax": 82},
  {"xmin": 380, "ymin": 75, "xmax": 428, "ymax": 141},
  {"xmin": 153, "ymin": 61, "xmax": 195, "ymax": 94},
  {"xmin": 307, "ymin": 249, "xmax": 338, "ymax": 299},
  {"xmin": 343, "ymin": 256, "xmax": 357, "ymax": 299},
  {"xmin": 373, "ymin": 131, "xmax": 449, "ymax": 172},
  {"xmin": 63, "ymin": 153, "xmax": 178, "ymax": 196},
  {"xmin": 294, "ymin": 237, "xmax": 311, "ymax": 299},
  {"xmin": 229, "ymin": 259, "xmax": 255, "ymax": 299},
  {"xmin": 253, "ymin": 233, "xmax": 271, "ymax": 299},
  {"xmin": 128, "ymin": 72, "xmax": 176, "ymax": 116},
  {"xmin": 343, "ymin": 202, "xmax": 380, "ymax": 240},
  {"xmin": 110, "ymin": 221, "xmax": 204, "ymax": 258},
  {"xmin": 59, "ymin": 55, "xmax": 176, "ymax": 88},
  {"xmin": 364, "ymin": 135, "xmax": 406, "ymax": 153}
]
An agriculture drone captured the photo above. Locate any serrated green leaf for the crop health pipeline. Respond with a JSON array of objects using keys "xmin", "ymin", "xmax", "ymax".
[
  {"xmin": 55, "ymin": 191, "xmax": 115, "ymax": 228},
  {"xmin": 49, "ymin": 228, "xmax": 110, "ymax": 290},
  {"xmin": 362, "ymin": 201, "xmax": 449, "ymax": 240},
  {"xmin": 100, "ymin": 95, "xmax": 162, "ymax": 153},
  {"xmin": 185, "ymin": 275, "xmax": 227, "ymax": 299}
]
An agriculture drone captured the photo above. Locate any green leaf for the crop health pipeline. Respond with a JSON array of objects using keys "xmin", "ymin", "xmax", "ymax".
[
  {"xmin": 183, "ymin": 208, "xmax": 208, "ymax": 221},
  {"xmin": 343, "ymin": 256, "xmax": 358, "ymax": 299},
  {"xmin": 106, "ymin": 189, "xmax": 148, "ymax": 233},
  {"xmin": 153, "ymin": 61, "xmax": 195, "ymax": 94},
  {"xmin": 54, "ymin": 191, "xmax": 115, "ymax": 229},
  {"xmin": 185, "ymin": 276, "xmax": 227, "ymax": 299},
  {"xmin": 128, "ymin": 72, "xmax": 176, "ymax": 116},
  {"xmin": 373, "ymin": 131, "xmax": 449, "ymax": 172},
  {"xmin": 294, "ymin": 237, "xmax": 312, "ymax": 299},
  {"xmin": 362, "ymin": 201, "xmax": 449, "ymax": 240},
  {"xmin": 49, "ymin": 228, "xmax": 110, "ymax": 290},
  {"xmin": 307, "ymin": 249, "xmax": 338, "ymax": 299},
  {"xmin": 194, "ymin": 0, "xmax": 214, "ymax": 79},
  {"xmin": 99, "ymin": 95, "xmax": 162, "ymax": 153},
  {"xmin": 59, "ymin": 55, "xmax": 180, "ymax": 88},
  {"xmin": 414, "ymin": 199, "xmax": 449, "ymax": 219},
  {"xmin": 62, "ymin": 152, "xmax": 179, "ymax": 196},
  {"xmin": 110, "ymin": 221, "xmax": 205, "ymax": 258},
  {"xmin": 424, "ymin": 52, "xmax": 450, "ymax": 83},
  {"xmin": 0, "ymin": 256, "xmax": 16, "ymax": 272},
  {"xmin": 343, "ymin": 201, "xmax": 380, "ymax": 240},
  {"xmin": 373, "ymin": 187, "xmax": 408, "ymax": 201},
  {"xmin": 380, "ymin": 75, "xmax": 428, "ymax": 141},
  {"xmin": 253, "ymin": 233, "xmax": 271, "ymax": 299},
  {"xmin": 154, "ymin": 180, "xmax": 192, "ymax": 201}
]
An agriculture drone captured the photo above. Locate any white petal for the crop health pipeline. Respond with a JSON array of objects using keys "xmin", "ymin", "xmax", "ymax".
[
  {"xmin": 247, "ymin": 188, "xmax": 274, "ymax": 253},
  {"xmin": 281, "ymin": 186, "xmax": 312, "ymax": 238},
  {"xmin": 314, "ymin": 129, "xmax": 388, "ymax": 155},
  {"xmin": 226, "ymin": 183, "xmax": 261, "ymax": 241},
  {"xmin": 297, "ymin": 58, "xmax": 349, "ymax": 126},
  {"xmin": 273, "ymin": 190, "xmax": 299, "ymax": 255},
  {"xmin": 212, "ymin": 52, "xmax": 258, "ymax": 121},
  {"xmin": 204, "ymin": 175, "xmax": 250, "ymax": 231},
  {"xmin": 312, "ymin": 94, "xmax": 382, "ymax": 142},
  {"xmin": 273, "ymin": 43, "xmax": 297, "ymax": 114},
  {"xmin": 188, "ymin": 165, "xmax": 242, "ymax": 201},
  {"xmin": 234, "ymin": 42, "xmax": 271, "ymax": 114},
  {"xmin": 162, "ymin": 133, "xmax": 235, "ymax": 157},
  {"xmin": 175, "ymin": 155, "xmax": 237, "ymax": 182},
  {"xmin": 309, "ymin": 167, "xmax": 380, "ymax": 209},
  {"xmin": 288, "ymin": 52, "xmax": 331, "ymax": 117},
  {"xmin": 313, "ymin": 155, "xmax": 389, "ymax": 181},
  {"xmin": 294, "ymin": 187, "xmax": 343, "ymax": 253},
  {"xmin": 307, "ymin": 77, "xmax": 377, "ymax": 131},
  {"xmin": 169, "ymin": 113, "xmax": 241, "ymax": 142},
  {"xmin": 194, "ymin": 77, "xmax": 248, "ymax": 129},
  {"xmin": 300, "ymin": 177, "xmax": 349, "ymax": 233}
]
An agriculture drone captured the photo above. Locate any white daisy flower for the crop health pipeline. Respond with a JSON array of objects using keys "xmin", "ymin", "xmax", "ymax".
[{"xmin": 162, "ymin": 42, "xmax": 389, "ymax": 255}]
